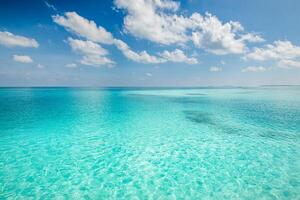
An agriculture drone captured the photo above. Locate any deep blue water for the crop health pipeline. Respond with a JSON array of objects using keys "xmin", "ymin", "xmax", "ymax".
[{"xmin": 0, "ymin": 87, "xmax": 300, "ymax": 199}]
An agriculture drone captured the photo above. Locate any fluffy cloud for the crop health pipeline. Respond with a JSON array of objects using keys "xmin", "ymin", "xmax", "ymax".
[
  {"xmin": 114, "ymin": 0, "xmax": 263, "ymax": 54},
  {"xmin": 53, "ymin": 12, "xmax": 114, "ymax": 44},
  {"xmin": 240, "ymin": 33, "xmax": 265, "ymax": 43},
  {"xmin": 246, "ymin": 40, "xmax": 300, "ymax": 61},
  {"xmin": 114, "ymin": 39, "xmax": 164, "ymax": 63},
  {"xmin": 0, "ymin": 31, "xmax": 39, "ymax": 48},
  {"xmin": 209, "ymin": 66, "xmax": 222, "ymax": 72},
  {"xmin": 190, "ymin": 13, "xmax": 263, "ymax": 55},
  {"xmin": 241, "ymin": 66, "xmax": 268, "ymax": 72},
  {"xmin": 246, "ymin": 40, "xmax": 300, "ymax": 69},
  {"xmin": 278, "ymin": 60, "xmax": 300, "ymax": 69},
  {"xmin": 114, "ymin": 0, "xmax": 188, "ymax": 45},
  {"xmin": 114, "ymin": 39, "xmax": 197, "ymax": 64},
  {"xmin": 53, "ymin": 12, "xmax": 165, "ymax": 64},
  {"xmin": 159, "ymin": 49, "xmax": 198, "ymax": 64},
  {"xmin": 80, "ymin": 55, "xmax": 114, "ymax": 66},
  {"xmin": 54, "ymin": 12, "xmax": 198, "ymax": 64},
  {"xmin": 68, "ymin": 37, "xmax": 108, "ymax": 56},
  {"xmin": 68, "ymin": 38, "xmax": 114, "ymax": 66},
  {"xmin": 13, "ymin": 55, "xmax": 33, "ymax": 63}
]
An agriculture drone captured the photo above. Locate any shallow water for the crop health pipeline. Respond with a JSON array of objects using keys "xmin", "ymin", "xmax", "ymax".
[{"xmin": 0, "ymin": 87, "xmax": 300, "ymax": 199}]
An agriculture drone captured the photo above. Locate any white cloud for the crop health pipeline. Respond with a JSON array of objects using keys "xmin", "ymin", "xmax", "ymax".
[
  {"xmin": 0, "ymin": 31, "xmax": 39, "ymax": 48},
  {"xmin": 115, "ymin": 39, "xmax": 198, "ymax": 64},
  {"xmin": 54, "ymin": 12, "xmax": 165, "ymax": 64},
  {"xmin": 114, "ymin": 0, "xmax": 263, "ymax": 54},
  {"xmin": 114, "ymin": 39, "xmax": 164, "ymax": 64},
  {"xmin": 159, "ymin": 49, "xmax": 198, "ymax": 64},
  {"xmin": 240, "ymin": 33, "xmax": 264, "ymax": 43},
  {"xmin": 146, "ymin": 73, "xmax": 152, "ymax": 77},
  {"xmin": 13, "ymin": 55, "xmax": 33, "ymax": 63},
  {"xmin": 209, "ymin": 66, "xmax": 222, "ymax": 72},
  {"xmin": 68, "ymin": 37, "xmax": 108, "ymax": 56},
  {"xmin": 246, "ymin": 40, "xmax": 300, "ymax": 61},
  {"xmin": 65, "ymin": 63, "xmax": 77, "ymax": 68},
  {"xmin": 278, "ymin": 59, "xmax": 300, "ymax": 69},
  {"xmin": 114, "ymin": 0, "xmax": 188, "ymax": 45},
  {"xmin": 81, "ymin": 55, "xmax": 114, "ymax": 67},
  {"xmin": 68, "ymin": 38, "xmax": 114, "ymax": 66},
  {"xmin": 246, "ymin": 40, "xmax": 300, "ymax": 70},
  {"xmin": 241, "ymin": 66, "xmax": 268, "ymax": 72},
  {"xmin": 190, "ymin": 13, "xmax": 259, "ymax": 55},
  {"xmin": 53, "ymin": 12, "xmax": 114, "ymax": 44},
  {"xmin": 54, "ymin": 11, "xmax": 198, "ymax": 65}
]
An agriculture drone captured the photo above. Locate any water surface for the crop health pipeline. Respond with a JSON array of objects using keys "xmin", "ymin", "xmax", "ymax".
[{"xmin": 0, "ymin": 87, "xmax": 300, "ymax": 199}]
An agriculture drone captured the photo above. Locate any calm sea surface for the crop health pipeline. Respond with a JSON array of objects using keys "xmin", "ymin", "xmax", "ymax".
[{"xmin": 0, "ymin": 87, "xmax": 300, "ymax": 199}]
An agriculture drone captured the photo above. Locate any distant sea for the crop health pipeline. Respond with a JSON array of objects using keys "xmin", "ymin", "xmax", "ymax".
[{"xmin": 0, "ymin": 87, "xmax": 300, "ymax": 199}]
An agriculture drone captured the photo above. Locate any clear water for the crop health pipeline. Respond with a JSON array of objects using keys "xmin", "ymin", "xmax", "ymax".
[{"xmin": 0, "ymin": 87, "xmax": 300, "ymax": 199}]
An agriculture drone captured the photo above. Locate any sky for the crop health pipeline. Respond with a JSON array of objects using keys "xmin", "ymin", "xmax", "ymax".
[{"xmin": 0, "ymin": 0, "xmax": 300, "ymax": 87}]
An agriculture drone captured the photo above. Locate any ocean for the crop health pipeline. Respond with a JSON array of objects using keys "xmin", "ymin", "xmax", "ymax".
[{"xmin": 0, "ymin": 87, "xmax": 300, "ymax": 199}]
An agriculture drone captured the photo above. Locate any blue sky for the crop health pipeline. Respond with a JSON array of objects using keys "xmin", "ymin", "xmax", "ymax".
[{"xmin": 0, "ymin": 0, "xmax": 300, "ymax": 87}]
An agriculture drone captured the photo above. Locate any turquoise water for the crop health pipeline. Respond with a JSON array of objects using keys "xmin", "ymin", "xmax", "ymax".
[{"xmin": 0, "ymin": 87, "xmax": 300, "ymax": 199}]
